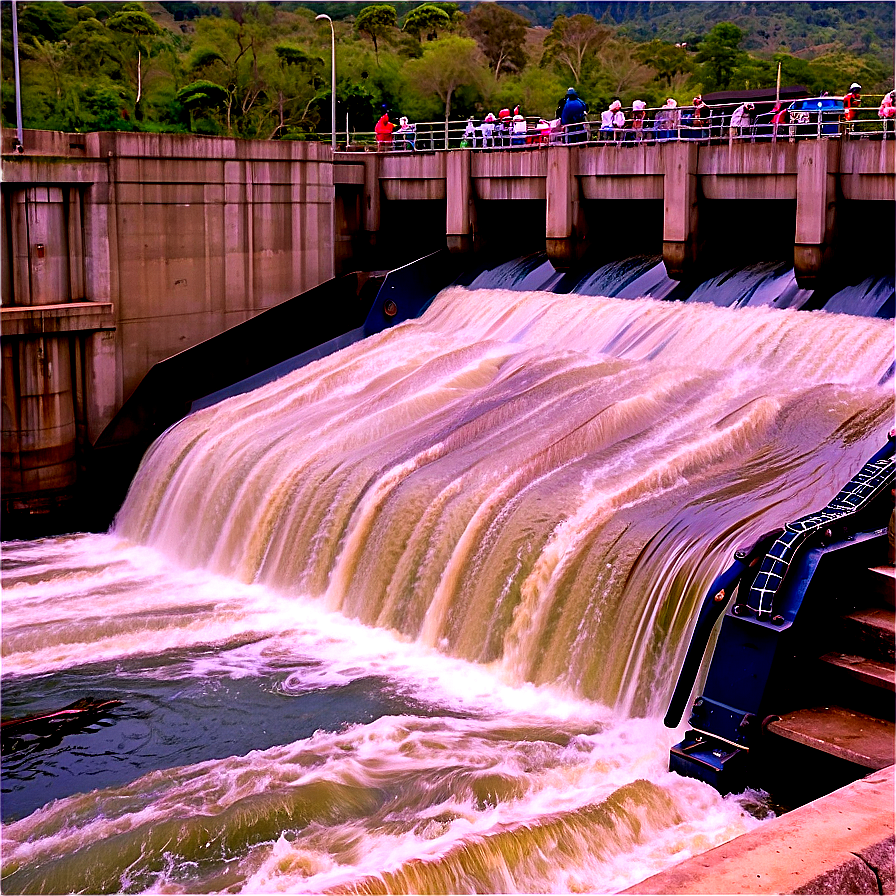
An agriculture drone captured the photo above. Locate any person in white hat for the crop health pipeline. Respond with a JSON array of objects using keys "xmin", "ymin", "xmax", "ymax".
[
  {"xmin": 631, "ymin": 99, "xmax": 647, "ymax": 142},
  {"xmin": 729, "ymin": 101, "xmax": 755, "ymax": 141},
  {"xmin": 655, "ymin": 97, "xmax": 680, "ymax": 141},
  {"xmin": 844, "ymin": 82, "xmax": 862, "ymax": 125}
]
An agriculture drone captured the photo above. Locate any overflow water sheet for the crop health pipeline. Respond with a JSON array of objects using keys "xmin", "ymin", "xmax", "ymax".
[{"xmin": 2, "ymin": 288, "xmax": 893, "ymax": 893}]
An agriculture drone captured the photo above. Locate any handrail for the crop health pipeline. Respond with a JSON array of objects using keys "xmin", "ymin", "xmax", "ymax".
[{"xmin": 338, "ymin": 95, "xmax": 894, "ymax": 152}]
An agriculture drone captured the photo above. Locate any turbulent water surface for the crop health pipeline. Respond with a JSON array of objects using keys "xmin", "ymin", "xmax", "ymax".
[{"xmin": 2, "ymin": 287, "xmax": 892, "ymax": 894}]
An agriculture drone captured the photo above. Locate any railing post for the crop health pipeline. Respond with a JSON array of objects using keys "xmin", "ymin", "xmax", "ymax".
[
  {"xmin": 545, "ymin": 145, "xmax": 588, "ymax": 269},
  {"xmin": 794, "ymin": 138, "xmax": 839, "ymax": 289},
  {"xmin": 662, "ymin": 140, "xmax": 701, "ymax": 280}
]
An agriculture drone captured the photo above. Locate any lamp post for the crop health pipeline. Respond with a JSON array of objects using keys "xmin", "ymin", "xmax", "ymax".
[
  {"xmin": 316, "ymin": 13, "xmax": 336, "ymax": 152},
  {"xmin": 12, "ymin": 0, "xmax": 24, "ymax": 151}
]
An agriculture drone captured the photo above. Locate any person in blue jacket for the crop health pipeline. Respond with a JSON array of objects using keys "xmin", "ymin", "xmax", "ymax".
[{"xmin": 559, "ymin": 87, "xmax": 589, "ymax": 143}]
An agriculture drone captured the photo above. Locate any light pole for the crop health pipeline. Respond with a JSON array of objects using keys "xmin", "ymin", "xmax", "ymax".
[
  {"xmin": 11, "ymin": 0, "xmax": 24, "ymax": 151},
  {"xmin": 316, "ymin": 13, "xmax": 336, "ymax": 152}
]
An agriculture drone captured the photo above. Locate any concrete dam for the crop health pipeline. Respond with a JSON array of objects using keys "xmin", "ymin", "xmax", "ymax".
[
  {"xmin": 1, "ymin": 128, "xmax": 894, "ymax": 894},
  {"xmin": 1, "ymin": 128, "xmax": 894, "ymax": 532}
]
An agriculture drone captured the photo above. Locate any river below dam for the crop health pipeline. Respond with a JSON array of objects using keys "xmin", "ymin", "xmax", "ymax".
[{"xmin": 2, "ymin": 286, "xmax": 893, "ymax": 894}]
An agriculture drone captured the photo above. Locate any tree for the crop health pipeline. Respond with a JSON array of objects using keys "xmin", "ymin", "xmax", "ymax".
[
  {"xmin": 695, "ymin": 22, "xmax": 745, "ymax": 91},
  {"xmin": 106, "ymin": 4, "xmax": 164, "ymax": 118},
  {"xmin": 403, "ymin": 5, "xmax": 451, "ymax": 42},
  {"xmin": 635, "ymin": 40, "xmax": 694, "ymax": 89},
  {"xmin": 403, "ymin": 35, "xmax": 486, "ymax": 139},
  {"xmin": 598, "ymin": 37, "xmax": 653, "ymax": 98},
  {"xmin": 541, "ymin": 14, "xmax": 614, "ymax": 85},
  {"xmin": 23, "ymin": 39, "xmax": 68, "ymax": 99},
  {"xmin": 176, "ymin": 79, "xmax": 227, "ymax": 131},
  {"xmin": 355, "ymin": 5, "xmax": 397, "ymax": 64},
  {"xmin": 188, "ymin": 16, "xmax": 264, "ymax": 136},
  {"xmin": 465, "ymin": 3, "xmax": 528, "ymax": 81},
  {"xmin": 266, "ymin": 44, "xmax": 326, "ymax": 138}
]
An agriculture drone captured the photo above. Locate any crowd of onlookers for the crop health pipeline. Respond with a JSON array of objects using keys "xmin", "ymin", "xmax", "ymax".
[{"xmin": 368, "ymin": 83, "xmax": 896, "ymax": 151}]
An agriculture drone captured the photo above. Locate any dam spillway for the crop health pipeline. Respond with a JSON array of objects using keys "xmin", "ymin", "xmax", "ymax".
[{"xmin": 2, "ymin": 284, "xmax": 893, "ymax": 893}]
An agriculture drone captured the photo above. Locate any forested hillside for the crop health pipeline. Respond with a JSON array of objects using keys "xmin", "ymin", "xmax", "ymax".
[{"xmin": 1, "ymin": 0, "xmax": 892, "ymax": 140}]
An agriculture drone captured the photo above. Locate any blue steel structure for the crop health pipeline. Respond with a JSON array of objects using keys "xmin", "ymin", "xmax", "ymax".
[{"xmin": 665, "ymin": 433, "xmax": 896, "ymax": 793}]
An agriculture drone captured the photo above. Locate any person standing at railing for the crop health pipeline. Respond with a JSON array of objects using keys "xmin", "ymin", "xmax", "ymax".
[
  {"xmin": 878, "ymin": 90, "xmax": 895, "ymax": 137},
  {"xmin": 560, "ymin": 88, "xmax": 589, "ymax": 143},
  {"xmin": 843, "ymin": 82, "xmax": 862, "ymax": 123},
  {"xmin": 655, "ymin": 98, "xmax": 679, "ymax": 141},
  {"xmin": 770, "ymin": 101, "xmax": 789, "ymax": 143},
  {"xmin": 481, "ymin": 112, "xmax": 496, "ymax": 148},
  {"xmin": 691, "ymin": 95, "xmax": 708, "ymax": 141},
  {"xmin": 497, "ymin": 108, "xmax": 512, "ymax": 147},
  {"xmin": 395, "ymin": 116, "xmax": 416, "ymax": 151},
  {"xmin": 462, "ymin": 117, "xmax": 477, "ymax": 148},
  {"xmin": 375, "ymin": 111, "xmax": 395, "ymax": 150},
  {"xmin": 511, "ymin": 110, "xmax": 527, "ymax": 146},
  {"xmin": 729, "ymin": 101, "xmax": 754, "ymax": 141},
  {"xmin": 631, "ymin": 100, "xmax": 647, "ymax": 142}
]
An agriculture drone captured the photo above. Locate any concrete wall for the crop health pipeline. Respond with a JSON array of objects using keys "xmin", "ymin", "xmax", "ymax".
[
  {"xmin": 335, "ymin": 138, "xmax": 895, "ymax": 282},
  {"xmin": 2, "ymin": 129, "xmax": 334, "ymax": 511},
  {"xmin": 2, "ymin": 130, "xmax": 894, "ymax": 517}
]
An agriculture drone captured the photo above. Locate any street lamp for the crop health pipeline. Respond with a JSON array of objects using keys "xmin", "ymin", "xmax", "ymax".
[{"xmin": 316, "ymin": 13, "xmax": 336, "ymax": 152}]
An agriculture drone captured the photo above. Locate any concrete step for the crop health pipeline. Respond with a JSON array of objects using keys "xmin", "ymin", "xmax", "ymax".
[
  {"xmin": 766, "ymin": 706, "xmax": 895, "ymax": 770},
  {"xmin": 819, "ymin": 652, "xmax": 896, "ymax": 692},
  {"xmin": 840, "ymin": 605, "xmax": 895, "ymax": 663},
  {"xmin": 866, "ymin": 564, "xmax": 895, "ymax": 607}
]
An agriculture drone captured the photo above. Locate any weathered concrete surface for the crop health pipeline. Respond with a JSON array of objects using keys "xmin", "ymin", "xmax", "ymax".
[
  {"xmin": 2, "ymin": 129, "xmax": 335, "ymax": 508},
  {"xmin": 623, "ymin": 765, "xmax": 895, "ymax": 895}
]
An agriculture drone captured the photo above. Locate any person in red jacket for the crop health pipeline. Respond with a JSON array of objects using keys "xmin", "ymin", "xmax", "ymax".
[
  {"xmin": 843, "ymin": 82, "xmax": 862, "ymax": 122},
  {"xmin": 375, "ymin": 112, "xmax": 394, "ymax": 150}
]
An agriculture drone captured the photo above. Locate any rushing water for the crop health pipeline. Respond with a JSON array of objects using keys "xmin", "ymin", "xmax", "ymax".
[{"xmin": 2, "ymin": 286, "xmax": 893, "ymax": 894}]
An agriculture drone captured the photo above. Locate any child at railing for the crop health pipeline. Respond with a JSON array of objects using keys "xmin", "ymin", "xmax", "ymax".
[
  {"xmin": 879, "ymin": 91, "xmax": 895, "ymax": 137},
  {"xmin": 395, "ymin": 116, "xmax": 416, "ymax": 151}
]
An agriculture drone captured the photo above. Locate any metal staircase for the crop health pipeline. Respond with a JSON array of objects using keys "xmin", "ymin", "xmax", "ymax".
[
  {"xmin": 666, "ymin": 433, "xmax": 895, "ymax": 805},
  {"xmin": 765, "ymin": 564, "xmax": 895, "ymax": 775}
]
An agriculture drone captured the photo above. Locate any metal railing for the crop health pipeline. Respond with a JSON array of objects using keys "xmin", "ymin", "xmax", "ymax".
[{"xmin": 336, "ymin": 95, "xmax": 894, "ymax": 152}]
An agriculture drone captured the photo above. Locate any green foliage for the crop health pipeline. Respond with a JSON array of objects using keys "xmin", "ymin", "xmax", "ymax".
[
  {"xmin": 465, "ymin": 3, "xmax": 528, "ymax": 80},
  {"xmin": 20, "ymin": 2, "xmax": 78, "ymax": 43},
  {"xmin": 403, "ymin": 35, "xmax": 486, "ymax": 120},
  {"xmin": 695, "ymin": 22, "xmax": 746, "ymax": 91},
  {"xmin": 355, "ymin": 5, "xmax": 398, "ymax": 61},
  {"xmin": 635, "ymin": 40, "xmax": 693, "ymax": 89},
  {"xmin": 402, "ymin": 5, "xmax": 451, "ymax": 41},
  {"xmin": 541, "ymin": 14, "xmax": 614, "ymax": 85},
  {"xmin": 1, "ymin": 1, "xmax": 892, "ymax": 139}
]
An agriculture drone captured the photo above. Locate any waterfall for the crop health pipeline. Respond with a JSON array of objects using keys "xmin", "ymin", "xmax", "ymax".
[{"xmin": 116, "ymin": 288, "xmax": 894, "ymax": 718}]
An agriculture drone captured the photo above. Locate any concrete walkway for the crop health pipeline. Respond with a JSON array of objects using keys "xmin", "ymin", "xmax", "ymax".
[{"xmin": 624, "ymin": 765, "xmax": 894, "ymax": 894}]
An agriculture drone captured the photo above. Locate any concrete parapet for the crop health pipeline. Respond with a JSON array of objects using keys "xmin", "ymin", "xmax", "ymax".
[{"xmin": 623, "ymin": 765, "xmax": 895, "ymax": 895}]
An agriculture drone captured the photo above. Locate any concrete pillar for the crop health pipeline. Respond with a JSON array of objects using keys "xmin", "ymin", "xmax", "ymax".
[
  {"xmin": 67, "ymin": 187, "xmax": 85, "ymax": 301},
  {"xmin": 446, "ymin": 150, "xmax": 473, "ymax": 254},
  {"xmin": 794, "ymin": 139, "xmax": 839, "ymax": 289},
  {"xmin": 84, "ymin": 329, "xmax": 119, "ymax": 444},
  {"xmin": 363, "ymin": 153, "xmax": 381, "ymax": 248},
  {"xmin": 662, "ymin": 141, "xmax": 701, "ymax": 280},
  {"xmin": 1, "ymin": 335, "xmax": 77, "ymax": 497},
  {"xmin": 82, "ymin": 183, "xmax": 114, "ymax": 305},
  {"xmin": 546, "ymin": 146, "xmax": 587, "ymax": 269},
  {"xmin": 11, "ymin": 187, "xmax": 71, "ymax": 305}
]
